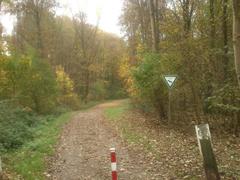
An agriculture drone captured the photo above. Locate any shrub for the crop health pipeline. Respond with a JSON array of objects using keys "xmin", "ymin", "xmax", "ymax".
[
  {"xmin": 90, "ymin": 80, "xmax": 108, "ymax": 100},
  {"xmin": 132, "ymin": 53, "xmax": 168, "ymax": 118},
  {"xmin": 0, "ymin": 53, "xmax": 58, "ymax": 114},
  {"xmin": 56, "ymin": 65, "xmax": 80, "ymax": 110},
  {"xmin": 0, "ymin": 101, "xmax": 38, "ymax": 152}
]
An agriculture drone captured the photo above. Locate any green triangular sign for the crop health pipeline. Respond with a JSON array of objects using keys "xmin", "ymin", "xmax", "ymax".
[{"xmin": 164, "ymin": 75, "xmax": 177, "ymax": 88}]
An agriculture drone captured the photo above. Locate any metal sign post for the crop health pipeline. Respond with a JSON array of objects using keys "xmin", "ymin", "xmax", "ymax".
[
  {"xmin": 195, "ymin": 124, "xmax": 220, "ymax": 180},
  {"xmin": 168, "ymin": 89, "xmax": 171, "ymax": 125},
  {"xmin": 163, "ymin": 75, "xmax": 177, "ymax": 125}
]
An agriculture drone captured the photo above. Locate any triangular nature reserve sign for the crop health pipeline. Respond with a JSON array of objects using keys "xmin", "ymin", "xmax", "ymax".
[{"xmin": 163, "ymin": 75, "xmax": 177, "ymax": 89}]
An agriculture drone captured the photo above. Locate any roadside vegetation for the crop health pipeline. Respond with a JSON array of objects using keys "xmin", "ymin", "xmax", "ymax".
[
  {"xmin": 1, "ymin": 99, "xmax": 104, "ymax": 179},
  {"xmin": 119, "ymin": 0, "xmax": 240, "ymax": 135},
  {"xmin": 104, "ymin": 99, "xmax": 130, "ymax": 120},
  {"xmin": 104, "ymin": 100, "xmax": 155, "ymax": 151},
  {"xmin": 104, "ymin": 100, "xmax": 240, "ymax": 178},
  {"xmin": 2, "ymin": 111, "xmax": 74, "ymax": 179}
]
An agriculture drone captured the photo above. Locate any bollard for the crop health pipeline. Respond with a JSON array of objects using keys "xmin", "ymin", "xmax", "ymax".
[
  {"xmin": 110, "ymin": 148, "xmax": 117, "ymax": 180},
  {"xmin": 195, "ymin": 124, "xmax": 220, "ymax": 180}
]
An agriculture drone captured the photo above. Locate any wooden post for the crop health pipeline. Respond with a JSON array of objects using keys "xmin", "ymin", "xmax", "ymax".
[
  {"xmin": 195, "ymin": 124, "xmax": 220, "ymax": 180},
  {"xmin": 0, "ymin": 157, "xmax": 2, "ymax": 179}
]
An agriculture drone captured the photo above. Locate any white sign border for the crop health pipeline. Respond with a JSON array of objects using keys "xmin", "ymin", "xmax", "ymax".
[{"xmin": 163, "ymin": 74, "xmax": 178, "ymax": 89}]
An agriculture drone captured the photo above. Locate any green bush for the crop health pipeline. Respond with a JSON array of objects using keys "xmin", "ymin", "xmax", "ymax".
[
  {"xmin": 57, "ymin": 94, "xmax": 80, "ymax": 110},
  {"xmin": 0, "ymin": 102, "xmax": 38, "ymax": 152},
  {"xmin": 0, "ymin": 52, "xmax": 58, "ymax": 114},
  {"xmin": 204, "ymin": 84, "xmax": 240, "ymax": 115},
  {"xmin": 18, "ymin": 55, "xmax": 58, "ymax": 114},
  {"xmin": 90, "ymin": 80, "xmax": 108, "ymax": 100},
  {"xmin": 132, "ymin": 53, "xmax": 168, "ymax": 118}
]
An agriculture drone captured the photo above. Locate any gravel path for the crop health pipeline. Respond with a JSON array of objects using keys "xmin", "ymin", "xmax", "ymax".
[{"xmin": 49, "ymin": 101, "xmax": 158, "ymax": 180}]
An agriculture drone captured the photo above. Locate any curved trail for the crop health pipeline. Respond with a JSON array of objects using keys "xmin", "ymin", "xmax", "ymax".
[{"xmin": 49, "ymin": 100, "xmax": 158, "ymax": 180}]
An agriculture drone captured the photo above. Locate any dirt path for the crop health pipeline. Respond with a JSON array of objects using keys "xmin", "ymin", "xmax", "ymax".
[{"xmin": 49, "ymin": 100, "xmax": 159, "ymax": 180}]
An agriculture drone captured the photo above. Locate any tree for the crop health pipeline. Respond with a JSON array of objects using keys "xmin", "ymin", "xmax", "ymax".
[
  {"xmin": 0, "ymin": 51, "xmax": 58, "ymax": 113},
  {"xmin": 1, "ymin": 0, "xmax": 126, "ymax": 115},
  {"xmin": 13, "ymin": 0, "xmax": 57, "ymax": 59},
  {"xmin": 222, "ymin": 0, "xmax": 229, "ymax": 80},
  {"xmin": 72, "ymin": 12, "xmax": 100, "ymax": 103},
  {"xmin": 55, "ymin": 65, "xmax": 80, "ymax": 109},
  {"xmin": 232, "ymin": 0, "xmax": 240, "ymax": 87},
  {"xmin": 149, "ymin": 0, "xmax": 160, "ymax": 52},
  {"xmin": 120, "ymin": 0, "xmax": 239, "ymax": 133},
  {"xmin": 209, "ymin": 0, "xmax": 216, "ymax": 72}
]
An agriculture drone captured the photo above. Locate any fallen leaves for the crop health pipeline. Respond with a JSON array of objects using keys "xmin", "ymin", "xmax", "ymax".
[{"xmin": 110, "ymin": 108, "xmax": 240, "ymax": 179}]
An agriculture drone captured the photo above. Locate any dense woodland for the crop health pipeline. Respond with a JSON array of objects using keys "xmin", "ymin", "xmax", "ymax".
[
  {"xmin": 119, "ymin": 0, "xmax": 240, "ymax": 135},
  {"xmin": 0, "ymin": 0, "xmax": 126, "ymax": 152},
  {"xmin": 0, "ymin": 0, "xmax": 240, "ymax": 157}
]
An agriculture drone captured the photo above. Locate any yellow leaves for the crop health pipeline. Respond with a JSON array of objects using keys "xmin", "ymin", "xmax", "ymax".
[
  {"xmin": 136, "ymin": 43, "xmax": 146, "ymax": 55},
  {"xmin": 56, "ymin": 65, "xmax": 75, "ymax": 94},
  {"xmin": 119, "ymin": 56, "xmax": 138, "ymax": 97},
  {"xmin": 56, "ymin": 66, "xmax": 79, "ymax": 109},
  {"xmin": 119, "ymin": 56, "xmax": 130, "ymax": 79},
  {"xmin": 55, "ymin": 65, "xmax": 80, "ymax": 109}
]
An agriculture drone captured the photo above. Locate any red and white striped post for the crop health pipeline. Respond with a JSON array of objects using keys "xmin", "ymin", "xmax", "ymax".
[{"xmin": 110, "ymin": 148, "xmax": 117, "ymax": 180}]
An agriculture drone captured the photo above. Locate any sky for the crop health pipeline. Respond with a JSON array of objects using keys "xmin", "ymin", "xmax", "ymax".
[{"xmin": 0, "ymin": 0, "xmax": 124, "ymax": 36}]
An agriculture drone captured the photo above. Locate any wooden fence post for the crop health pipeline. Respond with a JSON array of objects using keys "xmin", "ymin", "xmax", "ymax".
[{"xmin": 195, "ymin": 124, "xmax": 220, "ymax": 180}]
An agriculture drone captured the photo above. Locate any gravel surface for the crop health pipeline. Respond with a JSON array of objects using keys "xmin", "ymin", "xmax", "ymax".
[{"xmin": 49, "ymin": 101, "xmax": 159, "ymax": 180}]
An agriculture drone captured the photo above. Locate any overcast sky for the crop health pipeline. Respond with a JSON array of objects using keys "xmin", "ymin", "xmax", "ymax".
[{"xmin": 0, "ymin": 0, "xmax": 124, "ymax": 36}]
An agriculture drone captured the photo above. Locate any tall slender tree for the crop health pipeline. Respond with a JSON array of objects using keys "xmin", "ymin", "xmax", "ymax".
[
  {"xmin": 232, "ymin": 0, "xmax": 240, "ymax": 87},
  {"xmin": 149, "ymin": 0, "xmax": 159, "ymax": 52},
  {"xmin": 222, "ymin": 0, "xmax": 229, "ymax": 80}
]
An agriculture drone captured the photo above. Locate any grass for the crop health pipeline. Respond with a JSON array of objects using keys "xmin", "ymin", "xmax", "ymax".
[
  {"xmin": 104, "ymin": 100, "xmax": 130, "ymax": 120},
  {"xmin": 104, "ymin": 101, "xmax": 145, "ymax": 144},
  {"xmin": 104, "ymin": 99, "xmax": 158, "ymax": 156},
  {"xmin": 2, "ymin": 100, "xmax": 105, "ymax": 179},
  {"xmin": 3, "ymin": 112, "xmax": 75, "ymax": 180},
  {"xmin": 103, "ymin": 99, "xmax": 152, "ymax": 146}
]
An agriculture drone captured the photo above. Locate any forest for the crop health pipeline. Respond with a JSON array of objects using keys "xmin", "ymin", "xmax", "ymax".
[
  {"xmin": 0, "ymin": 0, "xmax": 240, "ymax": 179},
  {"xmin": 119, "ymin": 0, "xmax": 240, "ymax": 134},
  {"xmin": 0, "ymin": 0, "xmax": 126, "ymax": 151}
]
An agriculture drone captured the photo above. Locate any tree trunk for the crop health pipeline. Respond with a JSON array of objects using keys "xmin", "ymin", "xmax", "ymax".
[
  {"xmin": 0, "ymin": 0, "xmax": 2, "ymax": 11},
  {"xmin": 154, "ymin": 0, "xmax": 160, "ymax": 50},
  {"xmin": 182, "ymin": 0, "xmax": 192, "ymax": 36},
  {"xmin": 206, "ymin": 0, "xmax": 216, "ymax": 97},
  {"xmin": 222, "ymin": 0, "xmax": 229, "ymax": 80},
  {"xmin": 0, "ymin": 0, "xmax": 3, "ymax": 37},
  {"xmin": 35, "ymin": 8, "xmax": 44, "ymax": 58},
  {"xmin": 232, "ymin": 0, "xmax": 240, "ymax": 87},
  {"xmin": 149, "ymin": 0, "xmax": 159, "ymax": 52},
  {"xmin": 190, "ymin": 83, "xmax": 201, "ymax": 123},
  {"xmin": 210, "ymin": 0, "xmax": 216, "ymax": 50},
  {"xmin": 84, "ymin": 70, "xmax": 89, "ymax": 104},
  {"xmin": 137, "ymin": 0, "xmax": 146, "ymax": 43}
]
